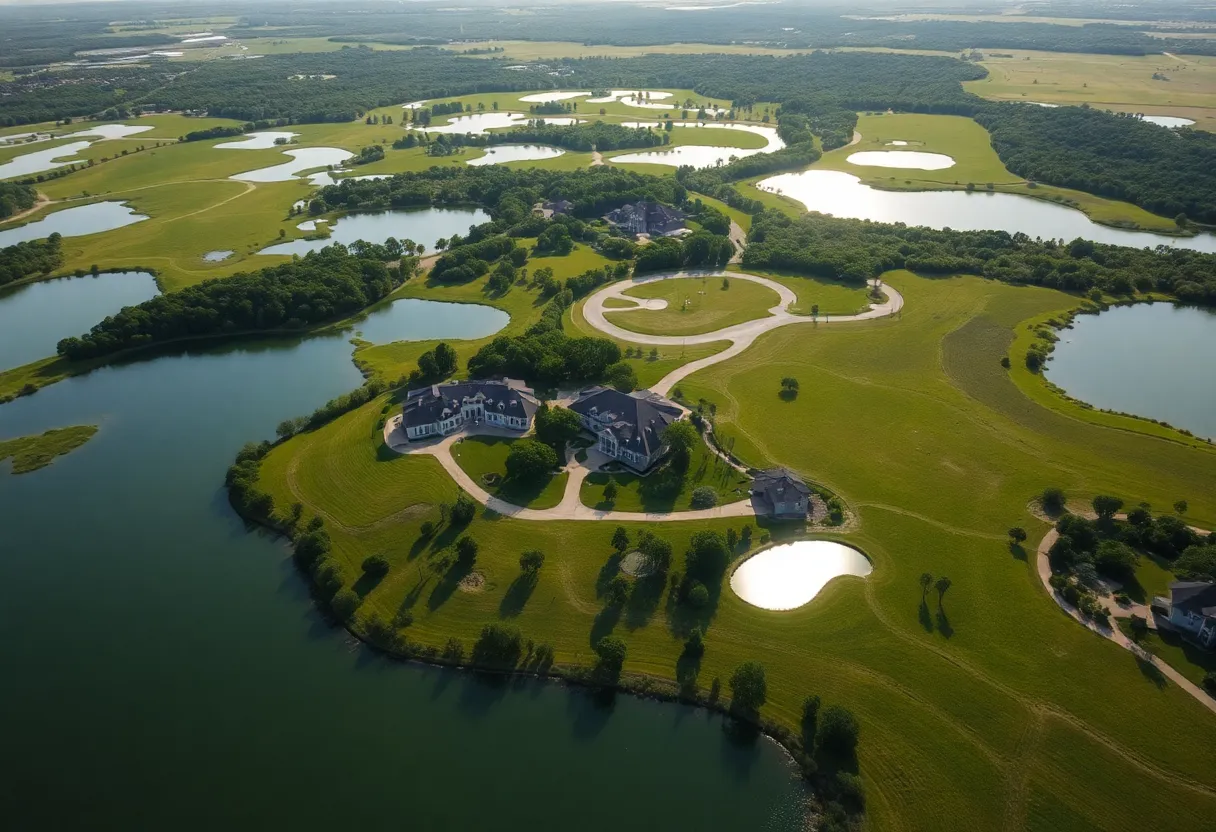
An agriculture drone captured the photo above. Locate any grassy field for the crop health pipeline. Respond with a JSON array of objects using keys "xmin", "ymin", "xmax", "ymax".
[
  {"xmin": 606, "ymin": 275, "xmax": 780, "ymax": 336},
  {"xmin": 746, "ymin": 271, "xmax": 875, "ymax": 316},
  {"xmin": 580, "ymin": 437, "xmax": 749, "ymax": 511},
  {"xmin": 1117, "ymin": 620, "xmax": 1216, "ymax": 687},
  {"xmin": 0, "ymin": 425, "xmax": 97, "ymax": 474},
  {"xmin": 451, "ymin": 435, "xmax": 569, "ymax": 509},
  {"xmin": 257, "ymin": 267, "xmax": 1216, "ymax": 831},
  {"xmin": 966, "ymin": 50, "xmax": 1216, "ymax": 132}
]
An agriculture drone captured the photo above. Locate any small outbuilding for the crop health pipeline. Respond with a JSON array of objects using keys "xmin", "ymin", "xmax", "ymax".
[{"xmin": 750, "ymin": 467, "xmax": 812, "ymax": 519}]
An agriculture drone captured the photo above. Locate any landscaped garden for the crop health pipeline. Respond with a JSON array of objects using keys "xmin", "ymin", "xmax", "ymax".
[
  {"xmin": 580, "ymin": 432, "xmax": 750, "ymax": 512},
  {"xmin": 451, "ymin": 434, "xmax": 569, "ymax": 510}
]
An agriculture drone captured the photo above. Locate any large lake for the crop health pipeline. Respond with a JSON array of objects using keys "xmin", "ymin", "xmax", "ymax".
[
  {"xmin": 1046, "ymin": 303, "xmax": 1216, "ymax": 439},
  {"xmin": 0, "ymin": 325, "xmax": 807, "ymax": 828},
  {"xmin": 0, "ymin": 201, "xmax": 148, "ymax": 247},
  {"xmin": 259, "ymin": 207, "xmax": 491, "ymax": 256},
  {"xmin": 758, "ymin": 170, "xmax": 1216, "ymax": 253},
  {"xmin": 0, "ymin": 271, "xmax": 158, "ymax": 371}
]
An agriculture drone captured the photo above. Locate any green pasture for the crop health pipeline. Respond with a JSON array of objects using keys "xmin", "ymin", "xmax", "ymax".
[
  {"xmin": 607, "ymin": 275, "xmax": 780, "ymax": 336},
  {"xmin": 256, "ymin": 266, "xmax": 1216, "ymax": 830},
  {"xmin": 451, "ymin": 435, "xmax": 568, "ymax": 510}
]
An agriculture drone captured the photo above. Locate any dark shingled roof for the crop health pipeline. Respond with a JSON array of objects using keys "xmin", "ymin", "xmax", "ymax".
[
  {"xmin": 403, "ymin": 378, "xmax": 539, "ymax": 429},
  {"xmin": 570, "ymin": 387, "xmax": 682, "ymax": 459},
  {"xmin": 1171, "ymin": 581, "xmax": 1216, "ymax": 617},
  {"xmin": 750, "ymin": 468, "xmax": 811, "ymax": 514}
]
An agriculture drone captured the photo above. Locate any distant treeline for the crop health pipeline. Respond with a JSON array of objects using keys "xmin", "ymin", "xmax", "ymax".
[
  {"xmin": 0, "ymin": 182, "xmax": 38, "ymax": 220},
  {"xmin": 180, "ymin": 126, "xmax": 246, "ymax": 142},
  {"xmin": 976, "ymin": 103, "xmax": 1216, "ymax": 225},
  {"xmin": 0, "ymin": 233, "xmax": 61, "ymax": 287},
  {"xmin": 743, "ymin": 211, "xmax": 1216, "ymax": 305},
  {"xmin": 57, "ymin": 245, "xmax": 409, "ymax": 361}
]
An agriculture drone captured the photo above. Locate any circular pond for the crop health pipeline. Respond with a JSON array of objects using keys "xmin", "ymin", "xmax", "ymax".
[
  {"xmin": 845, "ymin": 150, "xmax": 955, "ymax": 170},
  {"xmin": 730, "ymin": 540, "xmax": 872, "ymax": 610}
]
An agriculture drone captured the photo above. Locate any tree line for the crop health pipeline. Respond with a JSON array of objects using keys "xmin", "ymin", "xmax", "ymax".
[
  {"xmin": 976, "ymin": 103, "xmax": 1216, "ymax": 225},
  {"xmin": 0, "ymin": 232, "xmax": 61, "ymax": 287},
  {"xmin": 0, "ymin": 182, "xmax": 38, "ymax": 220},
  {"xmin": 56, "ymin": 244, "xmax": 410, "ymax": 361},
  {"xmin": 743, "ymin": 210, "xmax": 1216, "ymax": 305}
]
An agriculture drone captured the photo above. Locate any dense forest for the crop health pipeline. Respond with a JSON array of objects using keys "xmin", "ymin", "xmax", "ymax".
[
  {"xmin": 0, "ymin": 182, "xmax": 38, "ymax": 220},
  {"xmin": 0, "ymin": 233, "xmax": 62, "ymax": 287},
  {"xmin": 976, "ymin": 104, "xmax": 1216, "ymax": 224},
  {"xmin": 56, "ymin": 245, "xmax": 408, "ymax": 361},
  {"xmin": 486, "ymin": 121, "xmax": 669, "ymax": 153},
  {"xmin": 743, "ymin": 211, "xmax": 1216, "ymax": 305},
  {"xmin": 0, "ymin": 67, "xmax": 179, "ymax": 127}
]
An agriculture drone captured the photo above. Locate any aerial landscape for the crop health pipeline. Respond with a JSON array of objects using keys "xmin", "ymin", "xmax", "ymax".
[{"xmin": 2, "ymin": 0, "xmax": 1216, "ymax": 828}]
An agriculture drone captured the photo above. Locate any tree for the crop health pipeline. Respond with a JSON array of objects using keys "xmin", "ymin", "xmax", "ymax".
[
  {"xmin": 686, "ymin": 530, "xmax": 729, "ymax": 584},
  {"xmin": 362, "ymin": 554, "xmax": 390, "ymax": 577},
  {"xmin": 780, "ymin": 377, "xmax": 799, "ymax": 400},
  {"xmin": 450, "ymin": 494, "xmax": 476, "ymax": 525},
  {"xmin": 606, "ymin": 360, "xmax": 638, "ymax": 393},
  {"xmin": 684, "ymin": 626, "xmax": 705, "ymax": 657},
  {"xmin": 1092, "ymin": 494, "xmax": 1124, "ymax": 521},
  {"xmin": 605, "ymin": 574, "xmax": 631, "ymax": 606},
  {"xmin": 729, "ymin": 661, "xmax": 767, "ymax": 712},
  {"xmin": 330, "ymin": 588, "xmax": 359, "ymax": 620},
  {"xmin": 801, "ymin": 694, "xmax": 822, "ymax": 739},
  {"xmin": 662, "ymin": 420, "xmax": 699, "ymax": 472},
  {"xmin": 533, "ymin": 405, "xmax": 582, "ymax": 454},
  {"xmin": 596, "ymin": 635, "xmax": 627, "ymax": 677},
  {"xmin": 935, "ymin": 576, "xmax": 952, "ymax": 607},
  {"xmin": 456, "ymin": 535, "xmax": 479, "ymax": 566},
  {"xmin": 1008, "ymin": 527, "xmax": 1027, "ymax": 545},
  {"xmin": 1175, "ymin": 499, "xmax": 1189, "ymax": 516},
  {"xmin": 519, "ymin": 549, "xmax": 545, "ymax": 574},
  {"xmin": 817, "ymin": 705, "xmax": 860, "ymax": 757},
  {"xmin": 726, "ymin": 528, "xmax": 738, "ymax": 549},
  {"xmin": 505, "ymin": 438, "xmax": 559, "ymax": 481},
  {"xmin": 690, "ymin": 486, "xmax": 718, "ymax": 509},
  {"xmin": 603, "ymin": 481, "xmax": 619, "ymax": 503},
  {"xmin": 687, "ymin": 581, "xmax": 710, "ymax": 608},
  {"xmin": 1095, "ymin": 539, "xmax": 1138, "ymax": 582},
  {"xmin": 611, "ymin": 526, "xmax": 630, "ymax": 553},
  {"xmin": 1040, "ymin": 487, "xmax": 1066, "ymax": 514},
  {"xmin": 919, "ymin": 572, "xmax": 933, "ymax": 602}
]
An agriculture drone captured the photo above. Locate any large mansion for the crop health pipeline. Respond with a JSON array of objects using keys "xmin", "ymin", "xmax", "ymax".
[
  {"xmin": 569, "ymin": 386, "xmax": 683, "ymax": 471},
  {"xmin": 603, "ymin": 201, "xmax": 688, "ymax": 237},
  {"xmin": 402, "ymin": 379, "xmax": 540, "ymax": 441}
]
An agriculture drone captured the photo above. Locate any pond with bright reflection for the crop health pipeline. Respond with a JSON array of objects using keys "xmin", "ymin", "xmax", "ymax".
[
  {"xmin": 230, "ymin": 147, "xmax": 353, "ymax": 183},
  {"xmin": 350, "ymin": 298, "xmax": 508, "ymax": 344},
  {"xmin": 612, "ymin": 123, "xmax": 784, "ymax": 169},
  {"xmin": 259, "ymin": 207, "xmax": 491, "ymax": 256},
  {"xmin": 467, "ymin": 144, "xmax": 565, "ymax": 166},
  {"xmin": 0, "ymin": 201, "xmax": 148, "ymax": 247},
  {"xmin": 731, "ymin": 541, "xmax": 873, "ymax": 610},
  {"xmin": 845, "ymin": 150, "xmax": 955, "ymax": 170}
]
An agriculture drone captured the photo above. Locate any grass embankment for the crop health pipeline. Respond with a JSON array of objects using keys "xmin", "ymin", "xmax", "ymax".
[
  {"xmin": 1117, "ymin": 620, "xmax": 1216, "ymax": 687},
  {"xmin": 606, "ymin": 276, "xmax": 780, "ymax": 336},
  {"xmin": 451, "ymin": 435, "xmax": 569, "ymax": 510},
  {"xmin": 811, "ymin": 113, "xmax": 1179, "ymax": 232},
  {"xmin": 259, "ymin": 268, "xmax": 1216, "ymax": 831},
  {"xmin": 0, "ymin": 425, "xmax": 97, "ymax": 474},
  {"xmin": 580, "ymin": 438, "xmax": 749, "ymax": 511}
]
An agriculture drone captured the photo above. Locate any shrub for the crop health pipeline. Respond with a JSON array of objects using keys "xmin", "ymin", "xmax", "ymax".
[
  {"xmin": 419, "ymin": 520, "xmax": 436, "ymax": 538},
  {"xmin": 690, "ymin": 486, "xmax": 719, "ymax": 509},
  {"xmin": 330, "ymin": 588, "xmax": 359, "ymax": 620},
  {"xmin": 450, "ymin": 494, "xmax": 477, "ymax": 525},
  {"xmin": 817, "ymin": 705, "xmax": 860, "ymax": 757},
  {"xmin": 362, "ymin": 554, "xmax": 390, "ymax": 577},
  {"xmin": 729, "ymin": 661, "xmax": 768, "ymax": 712},
  {"xmin": 456, "ymin": 536, "xmax": 479, "ymax": 566}
]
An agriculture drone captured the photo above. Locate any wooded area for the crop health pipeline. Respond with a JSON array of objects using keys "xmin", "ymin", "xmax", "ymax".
[{"xmin": 0, "ymin": 233, "xmax": 62, "ymax": 287}]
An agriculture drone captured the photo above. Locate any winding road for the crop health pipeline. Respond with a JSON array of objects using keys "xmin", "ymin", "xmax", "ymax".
[{"xmin": 383, "ymin": 267, "xmax": 904, "ymax": 519}]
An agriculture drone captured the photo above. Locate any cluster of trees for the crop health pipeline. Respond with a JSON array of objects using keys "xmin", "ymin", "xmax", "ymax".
[
  {"xmin": 351, "ymin": 145, "xmax": 385, "ymax": 165},
  {"xmin": 467, "ymin": 329, "xmax": 621, "ymax": 388},
  {"xmin": 743, "ymin": 211, "xmax": 1216, "ymax": 305},
  {"xmin": 485, "ymin": 121, "xmax": 669, "ymax": 153},
  {"xmin": 180, "ymin": 125, "xmax": 246, "ymax": 143},
  {"xmin": 635, "ymin": 231, "xmax": 734, "ymax": 272},
  {"xmin": 57, "ymin": 244, "xmax": 407, "ymax": 361},
  {"xmin": 976, "ymin": 103, "xmax": 1216, "ymax": 224},
  {"xmin": 0, "ymin": 66, "xmax": 175, "ymax": 126},
  {"xmin": 0, "ymin": 232, "xmax": 61, "ymax": 287},
  {"xmin": 430, "ymin": 235, "xmax": 517, "ymax": 283},
  {"xmin": 0, "ymin": 181, "xmax": 38, "ymax": 219}
]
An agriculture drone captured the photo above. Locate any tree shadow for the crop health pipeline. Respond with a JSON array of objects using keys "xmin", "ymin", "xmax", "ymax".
[
  {"xmin": 498, "ymin": 573, "xmax": 538, "ymax": 618},
  {"xmin": 567, "ymin": 686, "xmax": 616, "ymax": 742},
  {"xmin": 595, "ymin": 553, "xmax": 624, "ymax": 596},
  {"xmin": 676, "ymin": 650, "xmax": 702, "ymax": 696},
  {"xmin": 352, "ymin": 571, "xmax": 384, "ymax": 599},
  {"xmin": 1135, "ymin": 655, "xmax": 1168, "ymax": 689},
  {"xmin": 408, "ymin": 532, "xmax": 431, "ymax": 560},
  {"xmin": 665, "ymin": 575, "xmax": 722, "ymax": 638},
  {"xmin": 918, "ymin": 600, "xmax": 934, "ymax": 632},
  {"xmin": 623, "ymin": 572, "xmax": 665, "ymax": 630},
  {"xmin": 590, "ymin": 604, "xmax": 622, "ymax": 645},
  {"xmin": 428, "ymin": 556, "xmax": 472, "ymax": 611},
  {"xmin": 935, "ymin": 608, "xmax": 954, "ymax": 638},
  {"xmin": 1009, "ymin": 542, "xmax": 1027, "ymax": 561},
  {"xmin": 778, "ymin": 389, "xmax": 798, "ymax": 402}
]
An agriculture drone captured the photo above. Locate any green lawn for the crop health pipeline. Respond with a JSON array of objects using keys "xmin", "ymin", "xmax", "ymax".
[
  {"xmin": 579, "ymin": 436, "xmax": 750, "ymax": 511},
  {"xmin": 1117, "ymin": 620, "xmax": 1216, "ymax": 688},
  {"xmin": 606, "ymin": 275, "xmax": 779, "ymax": 336},
  {"xmin": 745, "ymin": 270, "xmax": 875, "ymax": 316},
  {"xmin": 451, "ymin": 435, "xmax": 569, "ymax": 510}
]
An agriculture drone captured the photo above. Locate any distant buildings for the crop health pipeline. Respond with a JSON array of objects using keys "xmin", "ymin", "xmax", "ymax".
[
  {"xmin": 402, "ymin": 379, "xmax": 540, "ymax": 441},
  {"xmin": 604, "ymin": 201, "xmax": 687, "ymax": 237},
  {"xmin": 750, "ymin": 468, "xmax": 812, "ymax": 519},
  {"xmin": 535, "ymin": 199, "xmax": 574, "ymax": 218},
  {"xmin": 569, "ymin": 386, "xmax": 683, "ymax": 471}
]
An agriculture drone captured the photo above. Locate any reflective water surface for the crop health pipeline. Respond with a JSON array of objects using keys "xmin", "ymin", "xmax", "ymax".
[{"xmin": 731, "ymin": 541, "xmax": 873, "ymax": 610}]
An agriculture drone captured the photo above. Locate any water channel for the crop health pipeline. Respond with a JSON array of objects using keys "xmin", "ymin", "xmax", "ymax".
[
  {"xmin": 1045, "ymin": 302, "xmax": 1216, "ymax": 439},
  {"xmin": 757, "ymin": 169, "xmax": 1216, "ymax": 253},
  {"xmin": 0, "ymin": 324, "xmax": 808, "ymax": 828}
]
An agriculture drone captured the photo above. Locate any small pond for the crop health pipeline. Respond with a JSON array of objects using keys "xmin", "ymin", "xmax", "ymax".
[
  {"xmin": 0, "ymin": 201, "xmax": 148, "ymax": 248},
  {"xmin": 348, "ymin": 298, "xmax": 508, "ymax": 344},
  {"xmin": 845, "ymin": 150, "xmax": 956, "ymax": 170},
  {"xmin": 230, "ymin": 147, "xmax": 353, "ymax": 183},
  {"xmin": 203, "ymin": 250, "xmax": 233, "ymax": 262},
  {"xmin": 466, "ymin": 144, "xmax": 565, "ymax": 166},
  {"xmin": 306, "ymin": 171, "xmax": 394, "ymax": 188},
  {"xmin": 730, "ymin": 540, "xmax": 873, "ymax": 610},
  {"xmin": 0, "ymin": 271, "xmax": 158, "ymax": 371},
  {"xmin": 417, "ymin": 112, "xmax": 529, "ymax": 135},
  {"xmin": 519, "ymin": 91, "xmax": 590, "ymax": 102},
  {"xmin": 0, "ymin": 140, "xmax": 93, "ymax": 179},
  {"xmin": 215, "ymin": 132, "xmax": 299, "ymax": 150},
  {"xmin": 587, "ymin": 90, "xmax": 673, "ymax": 103},
  {"xmin": 612, "ymin": 123, "xmax": 784, "ymax": 169},
  {"xmin": 757, "ymin": 169, "xmax": 1216, "ymax": 253},
  {"xmin": 1045, "ymin": 302, "xmax": 1216, "ymax": 439},
  {"xmin": 1139, "ymin": 115, "xmax": 1195, "ymax": 129},
  {"xmin": 258, "ymin": 207, "xmax": 491, "ymax": 256},
  {"xmin": 887, "ymin": 140, "xmax": 909, "ymax": 146}
]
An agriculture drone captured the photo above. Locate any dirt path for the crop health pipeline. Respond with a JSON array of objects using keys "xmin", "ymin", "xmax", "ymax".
[
  {"xmin": 1036, "ymin": 527, "xmax": 1216, "ymax": 716},
  {"xmin": 847, "ymin": 129, "xmax": 862, "ymax": 147},
  {"xmin": 727, "ymin": 220, "xmax": 746, "ymax": 264},
  {"xmin": 590, "ymin": 150, "xmax": 604, "ymax": 166},
  {"xmin": 1, "ymin": 193, "xmax": 54, "ymax": 225}
]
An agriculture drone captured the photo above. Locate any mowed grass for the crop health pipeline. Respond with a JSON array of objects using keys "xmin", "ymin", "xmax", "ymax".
[
  {"xmin": 580, "ymin": 437, "xmax": 749, "ymax": 511},
  {"xmin": 607, "ymin": 275, "xmax": 780, "ymax": 336},
  {"xmin": 451, "ymin": 435, "xmax": 568, "ymax": 509},
  {"xmin": 746, "ymin": 270, "xmax": 875, "ymax": 316},
  {"xmin": 1116, "ymin": 620, "xmax": 1216, "ymax": 687}
]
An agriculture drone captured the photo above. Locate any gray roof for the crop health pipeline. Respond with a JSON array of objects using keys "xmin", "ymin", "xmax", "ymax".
[
  {"xmin": 1170, "ymin": 581, "xmax": 1216, "ymax": 617},
  {"xmin": 544, "ymin": 199, "xmax": 573, "ymax": 214},
  {"xmin": 403, "ymin": 378, "xmax": 539, "ymax": 428},
  {"xmin": 604, "ymin": 200, "xmax": 687, "ymax": 231},
  {"xmin": 750, "ymin": 467, "xmax": 811, "ymax": 512},
  {"xmin": 570, "ymin": 386, "xmax": 682, "ymax": 458}
]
